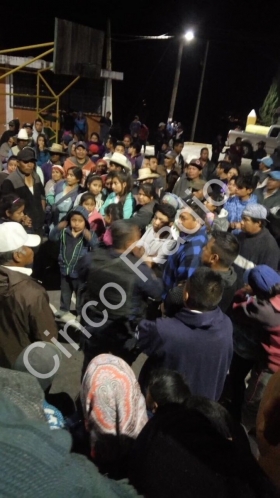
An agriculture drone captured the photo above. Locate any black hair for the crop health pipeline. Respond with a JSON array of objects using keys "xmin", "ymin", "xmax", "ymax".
[
  {"xmin": 217, "ymin": 161, "xmax": 233, "ymax": 174},
  {"xmin": 185, "ymin": 200, "xmax": 207, "ymax": 222},
  {"xmin": 116, "ymin": 141, "xmax": 125, "ymax": 149},
  {"xmin": 138, "ymin": 183, "xmax": 156, "ymax": 199},
  {"xmin": 35, "ymin": 118, "xmax": 43, "ymax": 124},
  {"xmin": 105, "ymin": 171, "xmax": 116, "ymax": 181},
  {"xmin": 111, "ymin": 171, "xmax": 132, "ymax": 199},
  {"xmin": 90, "ymin": 132, "xmax": 100, "ymax": 141},
  {"xmin": 0, "ymin": 194, "xmax": 25, "ymax": 218},
  {"xmin": 228, "ymin": 175, "xmax": 238, "ymax": 183},
  {"xmin": 249, "ymin": 217, "xmax": 266, "ymax": 228},
  {"xmin": 148, "ymin": 369, "xmax": 191, "ymax": 407},
  {"xmin": 207, "ymin": 192, "xmax": 224, "ymax": 215},
  {"xmin": 173, "ymin": 139, "xmax": 184, "ymax": 148},
  {"xmin": 149, "ymin": 155, "xmax": 158, "ymax": 162},
  {"xmin": 107, "ymin": 136, "xmax": 117, "ymax": 147},
  {"xmin": 211, "ymin": 230, "xmax": 240, "ymax": 268},
  {"xmin": 86, "ymin": 175, "xmax": 103, "ymax": 188},
  {"xmin": 111, "ymin": 219, "xmax": 139, "ymax": 249},
  {"xmin": 186, "ymin": 267, "xmax": 224, "ymax": 311},
  {"xmin": 154, "ymin": 203, "xmax": 176, "ymax": 222},
  {"xmin": 7, "ymin": 155, "xmax": 18, "ymax": 164},
  {"xmin": 200, "ymin": 147, "xmax": 209, "ymax": 154},
  {"xmin": 235, "ymin": 173, "xmax": 258, "ymax": 191},
  {"xmin": 184, "ymin": 396, "xmax": 233, "ymax": 440},
  {"xmin": 131, "ymin": 142, "xmax": 141, "ymax": 154},
  {"xmin": 35, "ymin": 133, "xmax": 48, "ymax": 149},
  {"xmin": 67, "ymin": 167, "xmax": 83, "ymax": 182},
  {"xmin": 104, "ymin": 203, "xmax": 123, "ymax": 222},
  {"xmin": 80, "ymin": 192, "xmax": 96, "ymax": 205}
]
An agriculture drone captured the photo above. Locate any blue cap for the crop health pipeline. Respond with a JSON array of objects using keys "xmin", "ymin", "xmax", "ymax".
[
  {"xmin": 67, "ymin": 205, "xmax": 90, "ymax": 229},
  {"xmin": 268, "ymin": 170, "xmax": 280, "ymax": 181},
  {"xmin": 242, "ymin": 204, "xmax": 268, "ymax": 220},
  {"xmin": 244, "ymin": 265, "xmax": 280, "ymax": 294},
  {"xmin": 257, "ymin": 156, "xmax": 273, "ymax": 168}
]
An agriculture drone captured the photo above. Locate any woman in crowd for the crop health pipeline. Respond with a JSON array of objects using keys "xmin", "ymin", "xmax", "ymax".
[
  {"xmin": 100, "ymin": 171, "xmax": 135, "ymax": 219},
  {"xmin": 47, "ymin": 166, "xmax": 83, "ymax": 227},
  {"xmin": 45, "ymin": 165, "xmax": 65, "ymax": 197},
  {"xmin": 0, "ymin": 136, "xmax": 15, "ymax": 165},
  {"xmin": 145, "ymin": 368, "xmax": 191, "ymax": 416},
  {"xmin": 81, "ymin": 354, "xmax": 148, "ymax": 479},
  {"xmin": 133, "ymin": 183, "xmax": 157, "ymax": 233},
  {"xmin": 227, "ymin": 166, "xmax": 239, "ymax": 182},
  {"xmin": 34, "ymin": 133, "xmax": 50, "ymax": 167},
  {"xmin": 204, "ymin": 191, "xmax": 229, "ymax": 232},
  {"xmin": 89, "ymin": 132, "xmax": 105, "ymax": 158}
]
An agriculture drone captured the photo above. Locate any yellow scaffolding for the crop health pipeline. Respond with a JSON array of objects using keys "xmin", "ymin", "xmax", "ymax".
[{"xmin": 0, "ymin": 42, "xmax": 81, "ymax": 142}]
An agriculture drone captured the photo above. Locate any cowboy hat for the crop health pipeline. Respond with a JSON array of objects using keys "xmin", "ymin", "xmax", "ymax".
[
  {"xmin": 14, "ymin": 129, "xmax": 29, "ymax": 141},
  {"xmin": 110, "ymin": 152, "xmax": 131, "ymax": 172},
  {"xmin": 48, "ymin": 143, "xmax": 67, "ymax": 155},
  {"xmin": 138, "ymin": 168, "xmax": 159, "ymax": 181}
]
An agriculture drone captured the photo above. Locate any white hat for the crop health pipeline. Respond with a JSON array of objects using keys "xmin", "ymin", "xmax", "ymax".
[
  {"xmin": 110, "ymin": 152, "xmax": 131, "ymax": 172},
  {"xmin": 0, "ymin": 223, "xmax": 40, "ymax": 252},
  {"xmin": 16, "ymin": 129, "xmax": 29, "ymax": 141},
  {"xmin": 138, "ymin": 168, "xmax": 159, "ymax": 181}
]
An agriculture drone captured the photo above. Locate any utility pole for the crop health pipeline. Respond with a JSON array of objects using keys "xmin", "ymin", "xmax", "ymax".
[
  {"xmin": 102, "ymin": 19, "xmax": 113, "ymax": 119},
  {"xmin": 168, "ymin": 38, "xmax": 184, "ymax": 122},
  {"xmin": 190, "ymin": 40, "xmax": 209, "ymax": 142}
]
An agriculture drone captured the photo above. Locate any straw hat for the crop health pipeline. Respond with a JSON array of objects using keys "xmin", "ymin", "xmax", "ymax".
[
  {"xmin": 48, "ymin": 143, "xmax": 67, "ymax": 155},
  {"xmin": 110, "ymin": 152, "xmax": 131, "ymax": 172},
  {"xmin": 15, "ymin": 129, "xmax": 29, "ymax": 141},
  {"xmin": 138, "ymin": 168, "xmax": 159, "ymax": 181}
]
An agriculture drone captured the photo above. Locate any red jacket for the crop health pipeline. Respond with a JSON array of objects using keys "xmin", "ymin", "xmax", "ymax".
[{"xmin": 232, "ymin": 292, "xmax": 280, "ymax": 372}]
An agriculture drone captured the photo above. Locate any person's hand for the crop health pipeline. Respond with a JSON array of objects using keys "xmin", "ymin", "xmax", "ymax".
[
  {"xmin": 132, "ymin": 246, "xmax": 145, "ymax": 259},
  {"xmin": 58, "ymin": 220, "xmax": 68, "ymax": 230},
  {"xmin": 22, "ymin": 215, "xmax": 32, "ymax": 227},
  {"xmin": 234, "ymin": 222, "xmax": 242, "ymax": 230},
  {"xmin": 83, "ymin": 228, "xmax": 92, "ymax": 241},
  {"xmin": 241, "ymin": 284, "xmax": 254, "ymax": 295}
]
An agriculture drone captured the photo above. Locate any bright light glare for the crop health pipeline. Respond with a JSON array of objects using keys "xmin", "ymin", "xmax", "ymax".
[{"xmin": 184, "ymin": 30, "xmax": 194, "ymax": 41}]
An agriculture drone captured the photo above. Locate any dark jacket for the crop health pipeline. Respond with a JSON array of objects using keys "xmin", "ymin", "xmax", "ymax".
[
  {"xmin": 1, "ymin": 169, "xmax": 45, "ymax": 232},
  {"xmin": 256, "ymin": 187, "xmax": 280, "ymax": 210},
  {"xmin": 172, "ymin": 174, "xmax": 206, "ymax": 200},
  {"xmin": 201, "ymin": 160, "xmax": 217, "ymax": 181},
  {"xmin": 49, "ymin": 226, "xmax": 98, "ymax": 278},
  {"xmin": 0, "ymin": 267, "xmax": 58, "ymax": 368},
  {"xmin": 234, "ymin": 229, "xmax": 280, "ymax": 288},
  {"xmin": 137, "ymin": 306, "xmax": 233, "ymax": 400},
  {"xmin": 132, "ymin": 200, "xmax": 157, "ymax": 233}
]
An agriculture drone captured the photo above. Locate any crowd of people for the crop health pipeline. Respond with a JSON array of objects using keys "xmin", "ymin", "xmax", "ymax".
[{"xmin": 0, "ymin": 115, "xmax": 280, "ymax": 496}]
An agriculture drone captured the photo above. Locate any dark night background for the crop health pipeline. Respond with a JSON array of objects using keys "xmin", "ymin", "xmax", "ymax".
[{"xmin": 1, "ymin": 0, "xmax": 279, "ymax": 143}]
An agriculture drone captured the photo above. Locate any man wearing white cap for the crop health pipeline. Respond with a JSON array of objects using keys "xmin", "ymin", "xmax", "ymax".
[
  {"xmin": 8, "ymin": 128, "xmax": 29, "ymax": 158},
  {"xmin": 0, "ymin": 222, "xmax": 57, "ymax": 368}
]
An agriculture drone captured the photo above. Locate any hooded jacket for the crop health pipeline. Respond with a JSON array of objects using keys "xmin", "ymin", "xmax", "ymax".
[
  {"xmin": 63, "ymin": 156, "xmax": 95, "ymax": 176},
  {"xmin": 212, "ymin": 208, "xmax": 229, "ymax": 232},
  {"xmin": 137, "ymin": 306, "xmax": 233, "ymax": 400},
  {"xmin": 0, "ymin": 267, "xmax": 58, "ymax": 368}
]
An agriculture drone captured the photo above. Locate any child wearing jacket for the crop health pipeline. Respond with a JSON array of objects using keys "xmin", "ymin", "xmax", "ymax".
[{"xmin": 49, "ymin": 206, "xmax": 98, "ymax": 318}]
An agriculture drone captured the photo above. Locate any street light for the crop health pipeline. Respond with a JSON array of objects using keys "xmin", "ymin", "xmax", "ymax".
[
  {"xmin": 168, "ymin": 31, "xmax": 195, "ymax": 121},
  {"xmin": 184, "ymin": 30, "xmax": 194, "ymax": 42}
]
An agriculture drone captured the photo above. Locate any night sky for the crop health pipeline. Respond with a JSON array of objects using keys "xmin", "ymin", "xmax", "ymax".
[{"xmin": 1, "ymin": 1, "xmax": 279, "ymax": 143}]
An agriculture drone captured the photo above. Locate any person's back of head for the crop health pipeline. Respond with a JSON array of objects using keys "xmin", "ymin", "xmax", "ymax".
[
  {"xmin": 184, "ymin": 395, "xmax": 233, "ymax": 440},
  {"xmin": 154, "ymin": 203, "xmax": 177, "ymax": 223},
  {"xmin": 235, "ymin": 173, "xmax": 258, "ymax": 193},
  {"xmin": 111, "ymin": 219, "xmax": 140, "ymax": 251},
  {"xmin": 186, "ymin": 267, "xmax": 224, "ymax": 312},
  {"xmin": 132, "ymin": 142, "xmax": 141, "ymax": 155},
  {"xmin": 211, "ymin": 230, "xmax": 240, "ymax": 269},
  {"xmin": 146, "ymin": 369, "xmax": 191, "ymax": 414}
]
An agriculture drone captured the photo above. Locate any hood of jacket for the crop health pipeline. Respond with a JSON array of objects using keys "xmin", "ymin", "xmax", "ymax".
[
  {"xmin": 175, "ymin": 305, "xmax": 224, "ymax": 330},
  {"xmin": 218, "ymin": 207, "xmax": 228, "ymax": 219},
  {"xmin": 0, "ymin": 266, "xmax": 30, "ymax": 298},
  {"xmin": 218, "ymin": 266, "xmax": 237, "ymax": 289}
]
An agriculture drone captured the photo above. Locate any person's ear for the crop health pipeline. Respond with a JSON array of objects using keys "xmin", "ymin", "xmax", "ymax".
[
  {"xmin": 184, "ymin": 290, "xmax": 189, "ymax": 302},
  {"xmin": 13, "ymin": 250, "xmax": 23, "ymax": 264},
  {"xmin": 210, "ymin": 253, "xmax": 219, "ymax": 264},
  {"xmin": 5, "ymin": 210, "xmax": 11, "ymax": 219},
  {"xmin": 152, "ymin": 401, "xmax": 158, "ymax": 414}
]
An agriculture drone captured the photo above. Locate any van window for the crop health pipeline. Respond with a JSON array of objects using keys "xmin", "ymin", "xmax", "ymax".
[{"xmin": 270, "ymin": 127, "xmax": 280, "ymax": 138}]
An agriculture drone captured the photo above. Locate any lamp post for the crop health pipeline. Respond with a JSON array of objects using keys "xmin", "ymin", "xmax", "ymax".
[
  {"xmin": 190, "ymin": 40, "xmax": 210, "ymax": 142},
  {"xmin": 168, "ymin": 30, "xmax": 194, "ymax": 122}
]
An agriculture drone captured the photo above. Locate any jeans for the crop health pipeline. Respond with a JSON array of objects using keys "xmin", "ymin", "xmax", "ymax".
[
  {"xmin": 60, "ymin": 275, "xmax": 83, "ymax": 314},
  {"xmin": 242, "ymin": 367, "xmax": 273, "ymax": 432}
]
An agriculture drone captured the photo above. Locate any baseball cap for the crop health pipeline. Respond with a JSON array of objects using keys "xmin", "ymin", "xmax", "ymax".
[
  {"xmin": 23, "ymin": 122, "xmax": 33, "ymax": 129},
  {"xmin": 0, "ymin": 222, "xmax": 40, "ymax": 252},
  {"xmin": 17, "ymin": 148, "xmax": 36, "ymax": 162},
  {"xmin": 268, "ymin": 170, "xmax": 280, "ymax": 181},
  {"xmin": 257, "ymin": 156, "xmax": 273, "ymax": 168},
  {"xmin": 242, "ymin": 204, "xmax": 268, "ymax": 220},
  {"xmin": 188, "ymin": 158, "xmax": 203, "ymax": 169},
  {"xmin": 165, "ymin": 151, "xmax": 177, "ymax": 160},
  {"xmin": 244, "ymin": 265, "xmax": 280, "ymax": 294},
  {"xmin": 75, "ymin": 141, "xmax": 88, "ymax": 150}
]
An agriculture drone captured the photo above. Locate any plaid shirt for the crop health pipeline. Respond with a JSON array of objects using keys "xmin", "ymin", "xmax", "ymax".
[
  {"xmin": 162, "ymin": 225, "xmax": 207, "ymax": 296},
  {"xmin": 225, "ymin": 194, "xmax": 258, "ymax": 224}
]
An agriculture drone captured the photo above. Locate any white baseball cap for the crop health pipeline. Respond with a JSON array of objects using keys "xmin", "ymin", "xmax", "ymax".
[{"xmin": 0, "ymin": 223, "xmax": 40, "ymax": 252}]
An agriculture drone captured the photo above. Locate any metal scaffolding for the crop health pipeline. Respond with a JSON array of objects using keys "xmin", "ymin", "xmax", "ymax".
[{"xmin": 0, "ymin": 42, "xmax": 81, "ymax": 142}]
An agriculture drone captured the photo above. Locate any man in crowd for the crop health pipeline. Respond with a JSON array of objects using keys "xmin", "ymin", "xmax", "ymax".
[
  {"xmin": 136, "ymin": 267, "xmax": 233, "ymax": 401},
  {"xmin": 8, "ymin": 128, "xmax": 29, "ymax": 158},
  {"xmin": 0, "ymin": 222, "xmax": 57, "ymax": 368},
  {"xmin": 173, "ymin": 159, "xmax": 206, "ymax": 201},
  {"xmin": 0, "ymin": 120, "xmax": 17, "ymax": 146},
  {"xmin": 64, "ymin": 141, "xmax": 95, "ymax": 182},
  {"xmin": 99, "ymin": 111, "xmax": 112, "ymax": 144},
  {"xmin": 173, "ymin": 139, "xmax": 184, "ymax": 174},
  {"xmin": 23, "ymin": 123, "xmax": 33, "ymax": 144},
  {"xmin": 0, "ymin": 156, "xmax": 18, "ymax": 187},
  {"xmin": 199, "ymin": 147, "xmax": 216, "ymax": 181},
  {"xmin": 32, "ymin": 117, "xmax": 46, "ymax": 144},
  {"xmin": 251, "ymin": 140, "xmax": 267, "ymax": 171},
  {"xmin": 256, "ymin": 170, "xmax": 280, "ymax": 210},
  {"xmin": 129, "ymin": 116, "xmax": 141, "ymax": 141},
  {"xmin": 1, "ymin": 148, "xmax": 45, "ymax": 236},
  {"xmin": 42, "ymin": 143, "xmax": 67, "ymax": 184},
  {"xmin": 105, "ymin": 136, "xmax": 116, "ymax": 158},
  {"xmin": 162, "ymin": 203, "xmax": 207, "ymax": 296},
  {"xmin": 255, "ymin": 156, "xmax": 274, "ymax": 189},
  {"xmin": 234, "ymin": 204, "xmax": 280, "ymax": 287},
  {"xmin": 81, "ymin": 219, "xmax": 163, "ymax": 372},
  {"xmin": 130, "ymin": 142, "xmax": 143, "ymax": 178}
]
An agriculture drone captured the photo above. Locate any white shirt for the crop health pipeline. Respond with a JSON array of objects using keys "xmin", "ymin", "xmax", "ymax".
[{"xmin": 137, "ymin": 225, "xmax": 177, "ymax": 264}]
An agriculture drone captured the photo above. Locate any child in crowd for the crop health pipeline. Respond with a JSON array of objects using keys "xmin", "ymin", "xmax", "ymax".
[
  {"xmin": 0, "ymin": 194, "xmax": 31, "ymax": 228},
  {"xmin": 102, "ymin": 171, "xmax": 115, "ymax": 198},
  {"xmin": 225, "ymin": 174, "xmax": 258, "ymax": 233},
  {"xmin": 49, "ymin": 206, "xmax": 98, "ymax": 319},
  {"xmin": 74, "ymin": 175, "xmax": 105, "ymax": 212},
  {"xmin": 102, "ymin": 203, "xmax": 123, "ymax": 246},
  {"xmin": 79, "ymin": 192, "xmax": 105, "ymax": 238},
  {"xmin": 100, "ymin": 171, "xmax": 135, "ymax": 219},
  {"xmin": 204, "ymin": 192, "xmax": 229, "ymax": 232}
]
